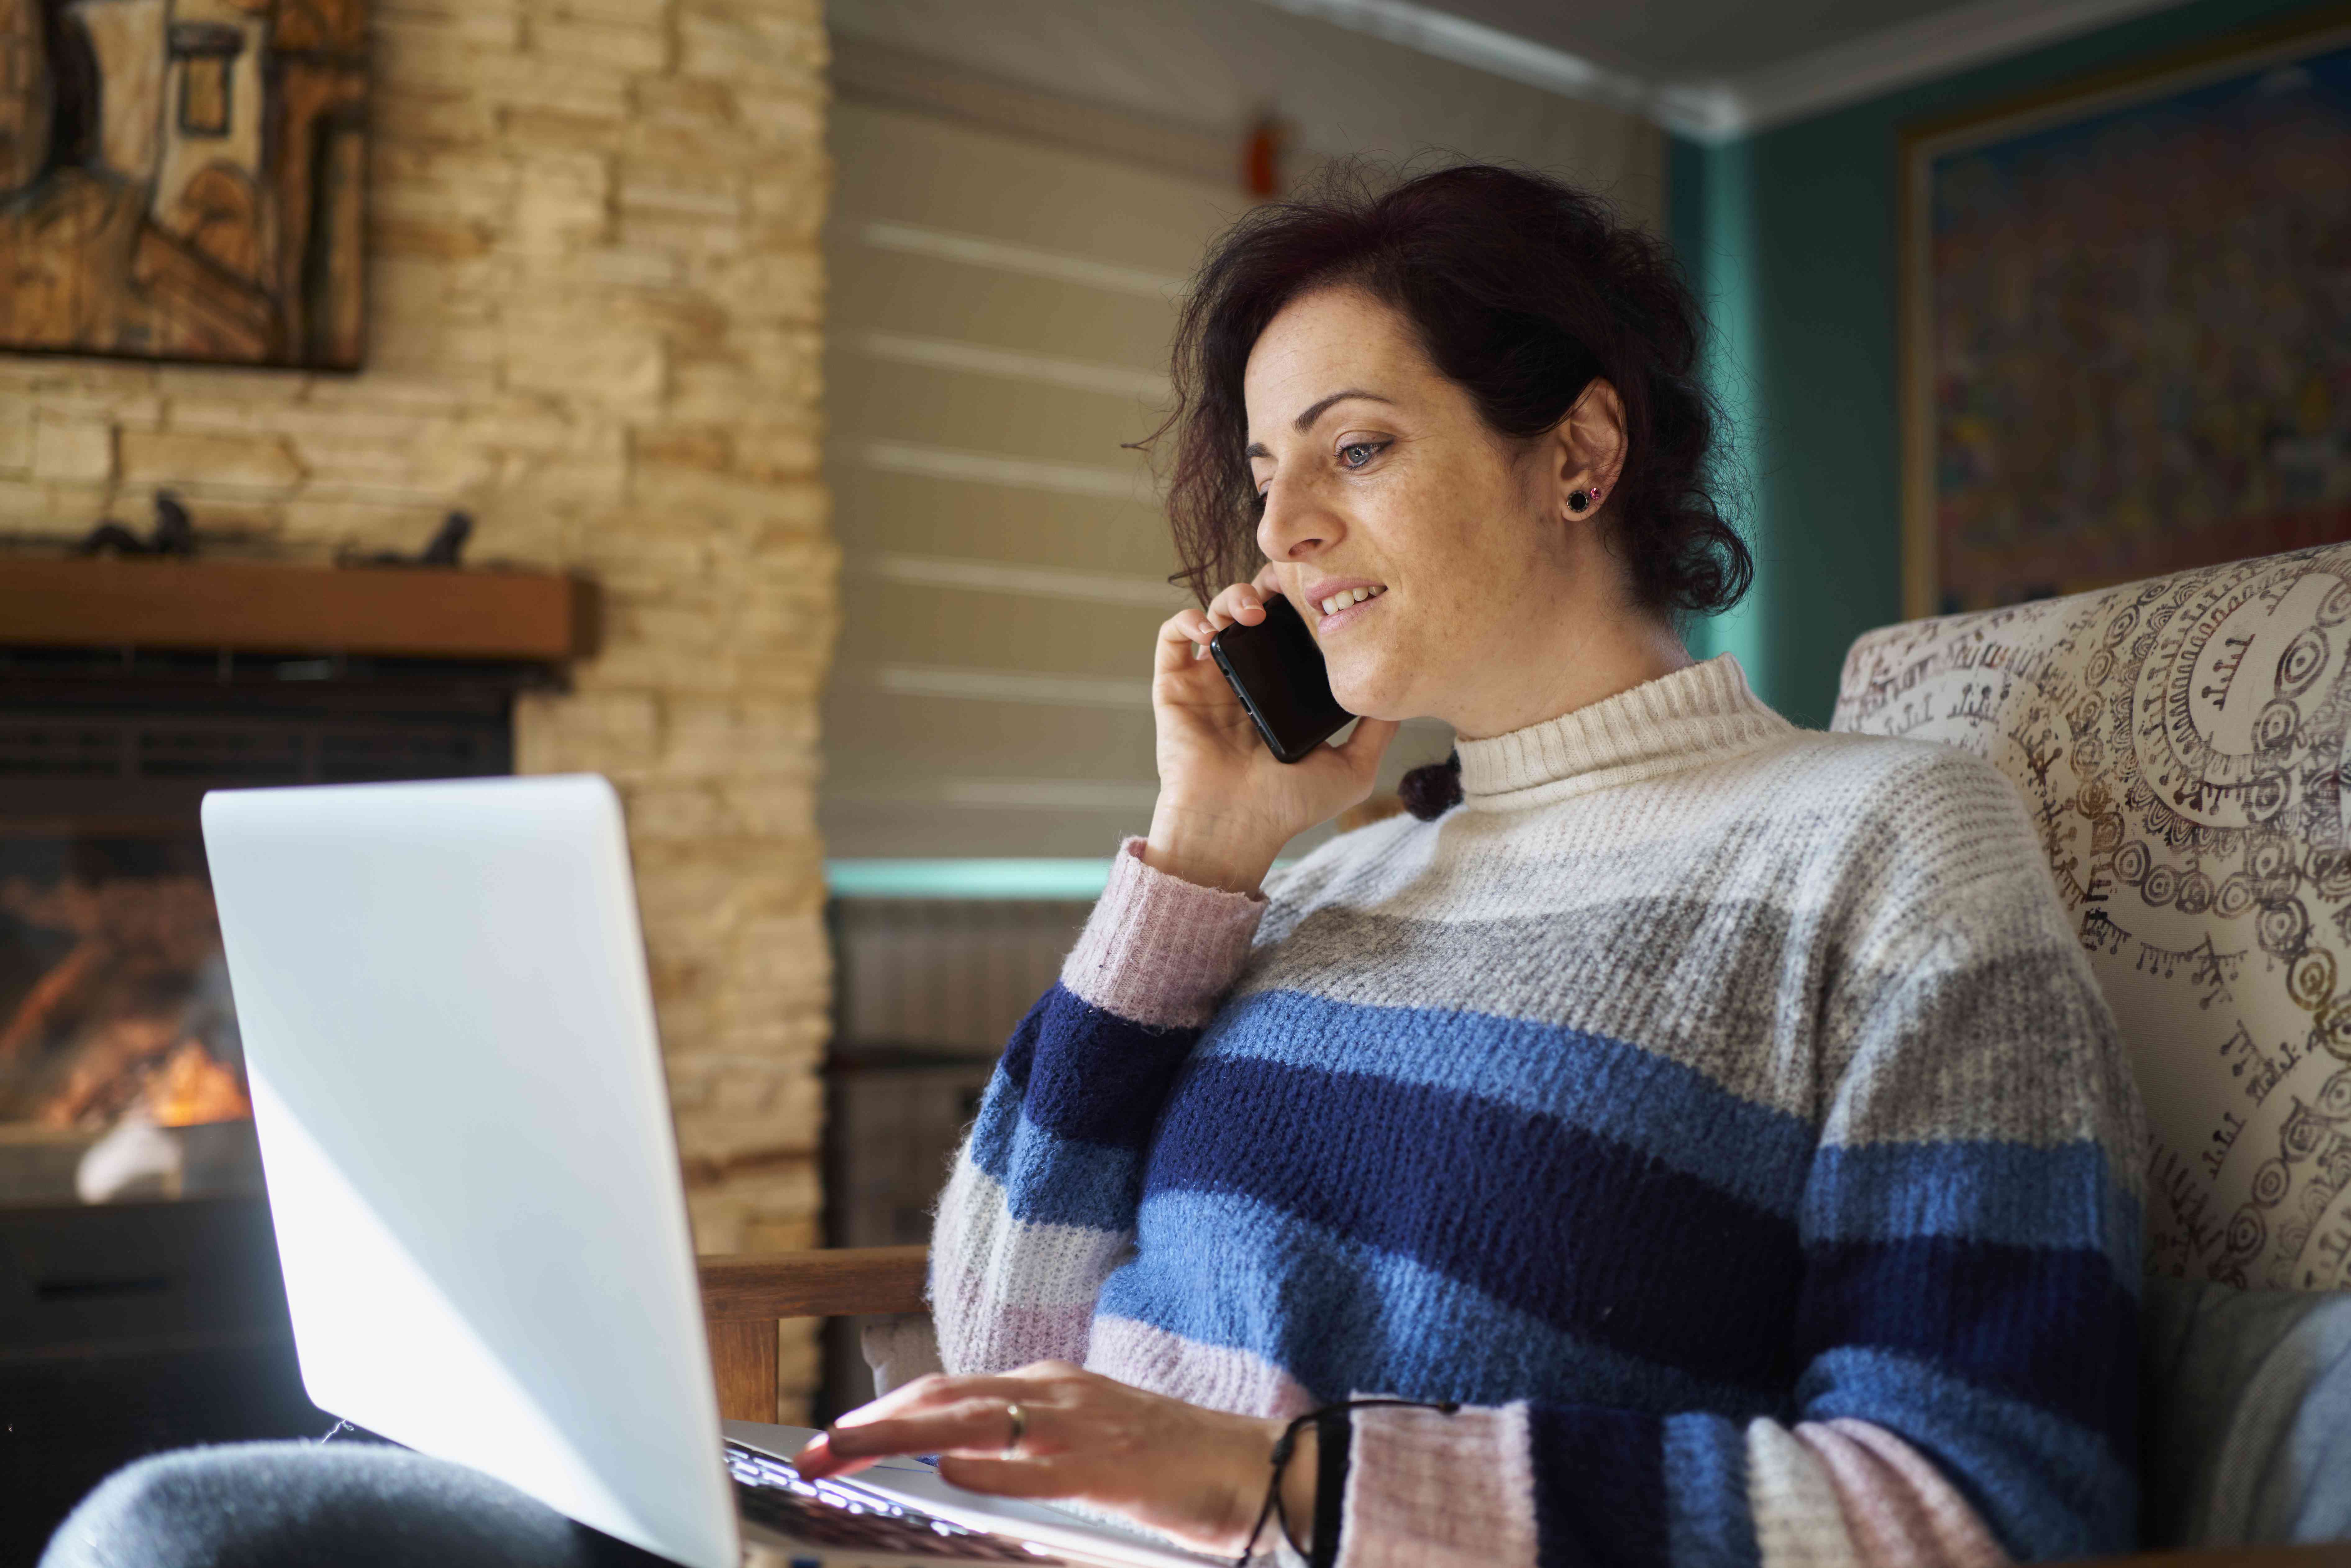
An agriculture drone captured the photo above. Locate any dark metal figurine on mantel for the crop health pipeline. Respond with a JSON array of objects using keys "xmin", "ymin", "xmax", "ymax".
[
  {"xmin": 346, "ymin": 511, "xmax": 472, "ymax": 569},
  {"xmin": 73, "ymin": 491, "xmax": 196, "ymax": 557},
  {"xmin": 69, "ymin": 495, "xmax": 474, "ymax": 569}
]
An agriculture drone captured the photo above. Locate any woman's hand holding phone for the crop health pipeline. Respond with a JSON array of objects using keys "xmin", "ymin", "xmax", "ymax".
[{"xmin": 1147, "ymin": 565, "xmax": 1400, "ymax": 896}]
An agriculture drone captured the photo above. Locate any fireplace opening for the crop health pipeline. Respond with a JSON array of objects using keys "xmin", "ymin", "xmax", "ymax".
[
  {"xmin": 0, "ymin": 645, "xmax": 555, "ymax": 1561},
  {"xmin": 0, "ymin": 830, "xmax": 254, "ymax": 1205},
  {"xmin": 0, "ymin": 647, "xmax": 539, "ymax": 1210}
]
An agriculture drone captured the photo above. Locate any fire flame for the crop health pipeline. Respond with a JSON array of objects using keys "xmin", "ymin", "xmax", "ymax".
[{"xmin": 147, "ymin": 1041, "xmax": 252, "ymax": 1128}]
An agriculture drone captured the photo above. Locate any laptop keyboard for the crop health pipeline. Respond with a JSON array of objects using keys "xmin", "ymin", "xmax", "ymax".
[{"xmin": 725, "ymin": 1443, "xmax": 1064, "ymax": 1563}]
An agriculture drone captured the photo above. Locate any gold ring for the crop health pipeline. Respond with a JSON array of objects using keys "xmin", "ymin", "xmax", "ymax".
[{"xmin": 1004, "ymin": 1402, "xmax": 1027, "ymax": 1452}]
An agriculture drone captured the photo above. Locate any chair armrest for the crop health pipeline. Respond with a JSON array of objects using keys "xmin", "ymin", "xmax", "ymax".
[{"xmin": 698, "ymin": 1245, "xmax": 928, "ymax": 1320}]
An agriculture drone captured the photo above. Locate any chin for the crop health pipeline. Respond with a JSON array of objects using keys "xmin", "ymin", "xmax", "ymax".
[{"xmin": 1327, "ymin": 658, "xmax": 1414, "ymax": 722}]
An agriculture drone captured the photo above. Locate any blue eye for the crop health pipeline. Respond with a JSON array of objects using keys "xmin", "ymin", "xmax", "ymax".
[{"xmin": 1339, "ymin": 441, "xmax": 1384, "ymax": 468}]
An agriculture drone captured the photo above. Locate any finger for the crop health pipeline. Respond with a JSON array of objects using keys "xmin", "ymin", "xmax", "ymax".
[
  {"xmin": 1206, "ymin": 580, "xmax": 1268, "ymax": 632},
  {"xmin": 934, "ymin": 1455, "xmax": 1084, "ymax": 1499},
  {"xmin": 834, "ymin": 1370, "xmax": 1032, "ymax": 1426},
  {"xmin": 1251, "ymin": 562, "xmax": 1287, "ymax": 599},
  {"xmin": 791, "ymin": 1430, "xmax": 869, "ymax": 1479},
  {"xmin": 816, "ymin": 1402, "xmax": 1036, "ymax": 1470},
  {"xmin": 1156, "ymin": 609, "xmax": 1221, "ymax": 676},
  {"xmin": 1336, "ymin": 716, "xmax": 1401, "ymax": 772}
]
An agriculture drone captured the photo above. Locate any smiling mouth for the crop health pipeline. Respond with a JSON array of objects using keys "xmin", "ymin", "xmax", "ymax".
[{"xmin": 1315, "ymin": 585, "xmax": 1387, "ymax": 616}]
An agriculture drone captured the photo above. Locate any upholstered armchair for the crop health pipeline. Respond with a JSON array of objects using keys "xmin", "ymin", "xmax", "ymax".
[{"xmin": 699, "ymin": 543, "xmax": 2351, "ymax": 1563}]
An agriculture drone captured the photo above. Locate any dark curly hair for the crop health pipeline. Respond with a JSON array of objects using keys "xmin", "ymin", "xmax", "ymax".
[{"xmin": 1156, "ymin": 161, "xmax": 1750, "ymax": 622}]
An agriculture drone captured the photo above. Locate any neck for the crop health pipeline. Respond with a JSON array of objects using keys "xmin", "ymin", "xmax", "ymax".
[{"xmin": 1445, "ymin": 603, "xmax": 1693, "ymax": 741}]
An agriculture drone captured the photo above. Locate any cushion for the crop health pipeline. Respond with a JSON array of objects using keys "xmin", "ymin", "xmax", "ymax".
[
  {"xmin": 2142, "ymin": 1275, "xmax": 2351, "ymax": 1546},
  {"xmin": 1832, "ymin": 545, "xmax": 2351, "ymax": 1291}
]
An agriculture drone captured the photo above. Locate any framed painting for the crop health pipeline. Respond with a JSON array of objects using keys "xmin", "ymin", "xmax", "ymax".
[
  {"xmin": 1900, "ymin": 10, "xmax": 2351, "ymax": 618},
  {"xmin": 0, "ymin": 0, "xmax": 367, "ymax": 370}
]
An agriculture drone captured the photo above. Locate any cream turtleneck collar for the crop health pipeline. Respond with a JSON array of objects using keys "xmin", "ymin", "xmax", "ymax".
[{"xmin": 1454, "ymin": 653, "xmax": 1795, "ymax": 810}]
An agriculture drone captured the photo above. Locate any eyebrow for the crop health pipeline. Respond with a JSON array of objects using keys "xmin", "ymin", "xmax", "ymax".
[{"xmin": 1245, "ymin": 389, "xmax": 1393, "ymax": 458}]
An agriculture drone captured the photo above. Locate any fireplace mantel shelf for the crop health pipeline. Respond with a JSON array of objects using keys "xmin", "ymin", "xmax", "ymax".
[{"xmin": 1, "ymin": 557, "xmax": 593, "ymax": 662}]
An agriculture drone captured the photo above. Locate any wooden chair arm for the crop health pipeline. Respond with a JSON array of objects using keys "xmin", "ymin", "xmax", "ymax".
[
  {"xmin": 697, "ymin": 1246, "xmax": 928, "ymax": 1424},
  {"xmin": 698, "ymin": 1244, "xmax": 929, "ymax": 1320}
]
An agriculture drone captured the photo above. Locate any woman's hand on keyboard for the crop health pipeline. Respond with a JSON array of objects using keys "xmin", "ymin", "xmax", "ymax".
[{"xmin": 792, "ymin": 1360, "xmax": 1314, "ymax": 1557}]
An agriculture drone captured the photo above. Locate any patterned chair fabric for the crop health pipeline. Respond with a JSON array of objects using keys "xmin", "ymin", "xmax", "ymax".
[{"xmin": 1831, "ymin": 545, "xmax": 2351, "ymax": 1291}]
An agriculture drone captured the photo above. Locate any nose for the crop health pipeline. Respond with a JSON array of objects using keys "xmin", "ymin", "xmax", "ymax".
[{"xmin": 1255, "ymin": 475, "xmax": 1337, "ymax": 565}]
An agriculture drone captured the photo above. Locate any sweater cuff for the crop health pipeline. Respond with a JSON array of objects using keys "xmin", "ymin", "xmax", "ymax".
[
  {"xmin": 1338, "ymin": 1404, "xmax": 1537, "ymax": 1568},
  {"xmin": 1059, "ymin": 837, "xmax": 1266, "ymax": 1028}
]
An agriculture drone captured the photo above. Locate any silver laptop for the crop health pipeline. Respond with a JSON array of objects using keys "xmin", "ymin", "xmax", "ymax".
[{"xmin": 202, "ymin": 775, "xmax": 1217, "ymax": 1568}]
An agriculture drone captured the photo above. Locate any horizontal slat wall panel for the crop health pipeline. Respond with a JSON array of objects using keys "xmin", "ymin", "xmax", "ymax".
[
  {"xmin": 833, "ymin": 103, "xmax": 1243, "ymax": 285},
  {"xmin": 820, "ymin": 98, "xmax": 1232, "ymax": 857},
  {"xmin": 829, "ymin": 469, "xmax": 1174, "ymax": 577},
  {"xmin": 832, "ymin": 581, "xmax": 1171, "ymax": 679},
  {"xmin": 828, "ymin": 358, "xmax": 1165, "ymax": 481},
  {"xmin": 829, "ymin": 250, "xmax": 1184, "ymax": 369},
  {"xmin": 820, "ymin": 96, "xmax": 1459, "ymax": 859}
]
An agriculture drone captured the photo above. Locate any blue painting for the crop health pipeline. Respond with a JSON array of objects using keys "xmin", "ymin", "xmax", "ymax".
[{"xmin": 1920, "ymin": 30, "xmax": 2351, "ymax": 613}]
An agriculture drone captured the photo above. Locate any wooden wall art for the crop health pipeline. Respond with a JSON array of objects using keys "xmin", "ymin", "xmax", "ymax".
[
  {"xmin": 1900, "ymin": 11, "xmax": 2351, "ymax": 618},
  {"xmin": 0, "ymin": 0, "xmax": 367, "ymax": 369}
]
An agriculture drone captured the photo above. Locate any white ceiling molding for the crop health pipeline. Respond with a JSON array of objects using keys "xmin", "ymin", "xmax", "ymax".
[
  {"xmin": 1251, "ymin": 0, "xmax": 2189, "ymax": 141},
  {"xmin": 1712, "ymin": 0, "xmax": 2188, "ymax": 134},
  {"xmin": 1249, "ymin": 0, "xmax": 1666, "ymax": 120}
]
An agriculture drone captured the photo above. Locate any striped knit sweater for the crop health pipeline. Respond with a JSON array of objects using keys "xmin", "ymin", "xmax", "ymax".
[{"xmin": 931, "ymin": 654, "xmax": 2147, "ymax": 1568}]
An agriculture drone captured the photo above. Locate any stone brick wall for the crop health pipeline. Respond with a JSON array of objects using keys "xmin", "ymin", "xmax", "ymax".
[{"xmin": 0, "ymin": 0, "xmax": 837, "ymax": 1419}]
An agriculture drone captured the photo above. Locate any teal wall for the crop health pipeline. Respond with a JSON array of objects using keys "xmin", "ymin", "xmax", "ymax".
[{"xmin": 1671, "ymin": 0, "xmax": 2336, "ymax": 726}]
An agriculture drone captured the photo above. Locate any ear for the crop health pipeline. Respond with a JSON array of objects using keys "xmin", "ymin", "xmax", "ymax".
[{"xmin": 1546, "ymin": 378, "xmax": 1627, "ymax": 520}]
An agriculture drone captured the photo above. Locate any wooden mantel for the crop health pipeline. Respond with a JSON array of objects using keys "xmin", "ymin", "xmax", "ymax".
[{"xmin": 0, "ymin": 557, "xmax": 593, "ymax": 662}]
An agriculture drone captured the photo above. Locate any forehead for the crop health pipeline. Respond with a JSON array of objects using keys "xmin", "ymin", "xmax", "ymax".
[{"xmin": 1242, "ymin": 287, "xmax": 1427, "ymax": 426}]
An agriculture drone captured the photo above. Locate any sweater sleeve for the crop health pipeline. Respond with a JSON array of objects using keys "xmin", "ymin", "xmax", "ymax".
[
  {"xmin": 931, "ymin": 837, "xmax": 1266, "ymax": 1375},
  {"xmin": 1336, "ymin": 759, "xmax": 2147, "ymax": 1568}
]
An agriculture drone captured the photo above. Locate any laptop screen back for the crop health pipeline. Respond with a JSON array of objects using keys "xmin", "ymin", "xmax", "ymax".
[{"xmin": 203, "ymin": 775, "xmax": 737, "ymax": 1568}]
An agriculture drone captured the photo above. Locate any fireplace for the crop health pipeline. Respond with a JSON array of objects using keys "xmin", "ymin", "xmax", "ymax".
[
  {"xmin": 0, "ymin": 645, "xmax": 532, "ymax": 1205},
  {"xmin": 0, "ymin": 640, "xmax": 549, "ymax": 1560}
]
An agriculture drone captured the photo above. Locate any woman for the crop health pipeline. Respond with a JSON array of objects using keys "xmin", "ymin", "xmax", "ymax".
[{"xmin": 791, "ymin": 164, "xmax": 2147, "ymax": 1567}]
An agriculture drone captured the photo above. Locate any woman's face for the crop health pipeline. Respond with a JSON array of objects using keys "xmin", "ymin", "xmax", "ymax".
[{"xmin": 1243, "ymin": 286, "xmax": 1625, "ymax": 736}]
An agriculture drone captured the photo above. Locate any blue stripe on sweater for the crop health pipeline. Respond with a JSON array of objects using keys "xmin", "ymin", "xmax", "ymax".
[
  {"xmin": 964, "ymin": 995, "xmax": 1169, "ymax": 1233},
  {"xmin": 993, "ymin": 983, "xmax": 1199, "ymax": 1151},
  {"xmin": 970, "ymin": 1126, "xmax": 1139, "ymax": 1233},
  {"xmin": 1796, "ymin": 1235, "xmax": 2139, "ymax": 1453},
  {"xmin": 1104, "ymin": 1187, "xmax": 1787, "ymax": 1417},
  {"xmin": 1798, "ymin": 1346, "xmax": 2136, "ymax": 1560},
  {"xmin": 1143, "ymin": 1053, "xmax": 1803, "ymax": 1388},
  {"xmin": 1661, "ymin": 1414, "xmax": 1757, "ymax": 1568},
  {"xmin": 1531, "ymin": 1404, "xmax": 1668, "ymax": 1568},
  {"xmin": 1804, "ymin": 1141, "xmax": 2141, "ymax": 1275},
  {"xmin": 1197, "ymin": 990, "xmax": 1816, "ymax": 1215}
]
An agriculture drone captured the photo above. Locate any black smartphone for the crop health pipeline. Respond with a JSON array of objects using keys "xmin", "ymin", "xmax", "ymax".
[{"xmin": 1209, "ymin": 594, "xmax": 1353, "ymax": 763}]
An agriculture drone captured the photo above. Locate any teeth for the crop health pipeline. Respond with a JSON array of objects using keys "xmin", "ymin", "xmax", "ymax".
[{"xmin": 1321, "ymin": 586, "xmax": 1385, "ymax": 616}]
